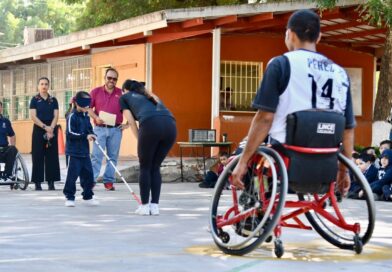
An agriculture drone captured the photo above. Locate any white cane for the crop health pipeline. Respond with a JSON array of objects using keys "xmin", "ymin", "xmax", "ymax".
[{"xmin": 94, "ymin": 140, "xmax": 141, "ymax": 205}]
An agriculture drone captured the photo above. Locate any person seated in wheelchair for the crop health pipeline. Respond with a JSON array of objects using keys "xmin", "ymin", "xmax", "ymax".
[
  {"xmin": 231, "ymin": 9, "xmax": 356, "ymax": 195},
  {"xmin": 0, "ymin": 101, "xmax": 18, "ymax": 182}
]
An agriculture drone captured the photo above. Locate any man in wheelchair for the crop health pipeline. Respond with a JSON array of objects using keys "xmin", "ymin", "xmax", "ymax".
[
  {"xmin": 231, "ymin": 9, "xmax": 356, "ymax": 195},
  {"xmin": 0, "ymin": 102, "xmax": 18, "ymax": 182}
]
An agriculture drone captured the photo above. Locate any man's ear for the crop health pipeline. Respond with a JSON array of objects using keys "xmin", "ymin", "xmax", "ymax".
[{"xmin": 316, "ymin": 33, "xmax": 322, "ymax": 44}]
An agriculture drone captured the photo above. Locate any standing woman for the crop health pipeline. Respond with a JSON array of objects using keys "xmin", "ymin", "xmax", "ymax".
[
  {"xmin": 29, "ymin": 77, "xmax": 60, "ymax": 191},
  {"xmin": 120, "ymin": 80, "xmax": 176, "ymax": 216}
]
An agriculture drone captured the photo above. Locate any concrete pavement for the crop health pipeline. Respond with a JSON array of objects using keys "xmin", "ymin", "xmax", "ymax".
[{"xmin": 0, "ymin": 155, "xmax": 391, "ymax": 271}]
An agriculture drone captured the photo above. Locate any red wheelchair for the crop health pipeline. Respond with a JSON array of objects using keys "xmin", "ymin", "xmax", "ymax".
[{"xmin": 209, "ymin": 111, "xmax": 376, "ymax": 258}]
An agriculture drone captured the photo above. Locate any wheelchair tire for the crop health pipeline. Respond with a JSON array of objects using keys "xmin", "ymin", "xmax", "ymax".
[
  {"xmin": 210, "ymin": 147, "xmax": 288, "ymax": 255},
  {"xmin": 12, "ymin": 154, "xmax": 29, "ymax": 190},
  {"xmin": 299, "ymin": 153, "xmax": 375, "ymax": 251}
]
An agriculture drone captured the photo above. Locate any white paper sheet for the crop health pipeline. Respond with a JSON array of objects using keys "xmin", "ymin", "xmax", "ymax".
[{"xmin": 99, "ymin": 111, "xmax": 116, "ymax": 126}]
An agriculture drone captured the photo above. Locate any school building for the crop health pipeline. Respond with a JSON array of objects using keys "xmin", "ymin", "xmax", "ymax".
[{"xmin": 0, "ymin": 0, "xmax": 387, "ymax": 157}]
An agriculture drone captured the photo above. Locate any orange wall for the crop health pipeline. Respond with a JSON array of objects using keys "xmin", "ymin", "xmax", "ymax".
[
  {"xmin": 152, "ymin": 38, "xmax": 213, "ymax": 156},
  {"xmin": 213, "ymin": 34, "xmax": 374, "ymax": 151}
]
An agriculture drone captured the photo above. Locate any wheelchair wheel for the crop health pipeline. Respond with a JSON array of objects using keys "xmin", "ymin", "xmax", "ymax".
[
  {"xmin": 11, "ymin": 154, "xmax": 29, "ymax": 190},
  {"xmin": 299, "ymin": 153, "xmax": 375, "ymax": 252},
  {"xmin": 210, "ymin": 147, "xmax": 288, "ymax": 255}
]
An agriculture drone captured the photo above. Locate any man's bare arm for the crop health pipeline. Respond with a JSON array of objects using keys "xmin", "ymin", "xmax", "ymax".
[{"xmin": 231, "ymin": 110, "xmax": 274, "ymax": 189}]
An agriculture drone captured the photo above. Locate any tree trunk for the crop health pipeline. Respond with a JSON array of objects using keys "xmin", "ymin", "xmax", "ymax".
[{"xmin": 373, "ymin": 28, "xmax": 392, "ymax": 121}]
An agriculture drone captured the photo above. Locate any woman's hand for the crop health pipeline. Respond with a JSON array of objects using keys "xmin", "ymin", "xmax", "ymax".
[
  {"xmin": 119, "ymin": 123, "xmax": 130, "ymax": 130},
  {"xmin": 45, "ymin": 126, "xmax": 54, "ymax": 134},
  {"xmin": 46, "ymin": 131, "xmax": 54, "ymax": 140}
]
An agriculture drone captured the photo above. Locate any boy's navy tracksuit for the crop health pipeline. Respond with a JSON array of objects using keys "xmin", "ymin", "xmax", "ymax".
[
  {"xmin": 371, "ymin": 149, "xmax": 392, "ymax": 200},
  {"xmin": 63, "ymin": 110, "xmax": 95, "ymax": 201}
]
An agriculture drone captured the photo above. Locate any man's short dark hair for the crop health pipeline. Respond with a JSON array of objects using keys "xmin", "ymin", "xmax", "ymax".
[
  {"xmin": 0, "ymin": 101, "xmax": 2, "ymax": 107},
  {"xmin": 287, "ymin": 9, "xmax": 320, "ymax": 43},
  {"xmin": 380, "ymin": 140, "xmax": 392, "ymax": 148},
  {"xmin": 104, "ymin": 67, "xmax": 118, "ymax": 77}
]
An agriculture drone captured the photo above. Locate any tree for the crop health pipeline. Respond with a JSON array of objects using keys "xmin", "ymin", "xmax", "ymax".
[
  {"xmin": 0, "ymin": 0, "xmax": 83, "ymax": 47},
  {"xmin": 62, "ymin": 0, "xmax": 249, "ymax": 30},
  {"xmin": 315, "ymin": 0, "xmax": 392, "ymax": 122}
]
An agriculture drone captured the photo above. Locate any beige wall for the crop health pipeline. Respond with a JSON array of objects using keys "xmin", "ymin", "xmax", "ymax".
[{"xmin": 14, "ymin": 44, "xmax": 146, "ymax": 156}]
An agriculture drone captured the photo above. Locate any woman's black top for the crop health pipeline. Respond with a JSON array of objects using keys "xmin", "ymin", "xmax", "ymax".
[
  {"xmin": 29, "ymin": 94, "xmax": 59, "ymax": 122},
  {"xmin": 119, "ymin": 92, "xmax": 173, "ymax": 125}
]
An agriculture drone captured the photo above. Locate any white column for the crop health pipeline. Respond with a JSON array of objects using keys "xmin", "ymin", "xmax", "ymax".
[
  {"xmin": 211, "ymin": 28, "xmax": 221, "ymax": 129},
  {"xmin": 145, "ymin": 43, "xmax": 153, "ymax": 90}
]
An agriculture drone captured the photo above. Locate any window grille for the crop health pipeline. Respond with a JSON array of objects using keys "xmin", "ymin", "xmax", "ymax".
[
  {"xmin": 0, "ymin": 71, "xmax": 12, "ymax": 118},
  {"xmin": 220, "ymin": 61, "xmax": 263, "ymax": 111},
  {"xmin": 0, "ymin": 56, "xmax": 92, "ymax": 121}
]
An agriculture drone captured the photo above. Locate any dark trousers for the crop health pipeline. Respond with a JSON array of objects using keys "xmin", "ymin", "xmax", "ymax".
[
  {"xmin": 0, "ymin": 146, "xmax": 18, "ymax": 178},
  {"xmin": 370, "ymin": 179, "xmax": 390, "ymax": 195},
  {"xmin": 31, "ymin": 124, "xmax": 60, "ymax": 184},
  {"xmin": 63, "ymin": 156, "xmax": 94, "ymax": 201},
  {"xmin": 138, "ymin": 116, "xmax": 176, "ymax": 204}
]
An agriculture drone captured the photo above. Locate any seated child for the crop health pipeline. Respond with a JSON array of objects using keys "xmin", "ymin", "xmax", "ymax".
[
  {"xmin": 199, "ymin": 152, "xmax": 229, "ymax": 188},
  {"xmin": 348, "ymin": 153, "xmax": 377, "ymax": 198},
  {"xmin": 368, "ymin": 149, "xmax": 392, "ymax": 200},
  {"xmin": 63, "ymin": 91, "xmax": 98, "ymax": 207}
]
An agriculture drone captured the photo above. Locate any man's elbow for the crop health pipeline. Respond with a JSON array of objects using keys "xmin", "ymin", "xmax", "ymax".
[{"xmin": 255, "ymin": 111, "xmax": 275, "ymax": 125}]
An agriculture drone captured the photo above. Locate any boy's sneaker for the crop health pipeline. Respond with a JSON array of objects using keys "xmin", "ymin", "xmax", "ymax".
[
  {"xmin": 199, "ymin": 182, "xmax": 212, "ymax": 188},
  {"xmin": 65, "ymin": 200, "xmax": 75, "ymax": 207},
  {"xmin": 104, "ymin": 182, "xmax": 115, "ymax": 191},
  {"xmin": 84, "ymin": 198, "xmax": 99, "ymax": 206},
  {"xmin": 135, "ymin": 204, "xmax": 150, "ymax": 215},
  {"xmin": 150, "ymin": 203, "xmax": 159, "ymax": 216}
]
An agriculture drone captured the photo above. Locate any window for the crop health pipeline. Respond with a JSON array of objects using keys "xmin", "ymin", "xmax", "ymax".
[
  {"xmin": 0, "ymin": 56, "xmax": 92, "ymax": 121},
  {"xmin": 220, "ymin": 61, "xmax": 263, "ymax": 111}
]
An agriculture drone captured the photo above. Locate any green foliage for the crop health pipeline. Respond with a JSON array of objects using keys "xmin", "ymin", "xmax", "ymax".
[
  {"xmin": 315, "ymin": 0, "xmax": 392, "ymax": 28},
  {"xmin": 62, "ymin": 0, "xmax": 250, "ymax": 30},
  {"xmin": 360, "ymin": 0, "xmax": 392, "ymax": 28},
  {"xmin": 0, "ymin": 0, "xmax": 84, "ymax": 46}
]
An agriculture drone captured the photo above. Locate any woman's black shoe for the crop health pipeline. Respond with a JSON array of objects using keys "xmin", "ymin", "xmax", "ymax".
[
  {"xmin": 35, "ymin": 183, "xmax": 42, "ymax": 191},
  {"xmin": 48, "ymin": 181, "xmax": 55, "ymax": 191}
]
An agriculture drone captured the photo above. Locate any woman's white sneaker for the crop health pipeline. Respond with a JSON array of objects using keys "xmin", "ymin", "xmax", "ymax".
[
  {"xmin": 84, "ymin": 198, "xmax": 99, "ymax": 206},
  {"xmin": 135, "ymin": 204, "xmax": 150, "ymax": 215},
  {"xmin": 65, "ymin": 200, "xmax": 75, "ymax": 207},
  {"xmin": 150, "ymin": 203, "xmax": 159, "ymax": 216}
]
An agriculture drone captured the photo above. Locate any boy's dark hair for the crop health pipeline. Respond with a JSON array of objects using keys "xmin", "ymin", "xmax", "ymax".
[
  {"xmin": 287, "ymin": 9, "xmax": 320, "ymax": 43},
  {"xmin": 358, "ymin": 153, "xmax": 375, "ymax": 163},
  {"xmin": 352, "ymin": 151, "xmax": 360, "ymax": 160},
  {"xmin": 220, "ymin": 151, "xmax": 229, "ymax": 157},
  {"xmin": 380, "ymin": 140, "xmax": 392, "ymax": 148},
  {"xmin": 361, "ymin": 147, "xmax": 376, "ymax": 162}
]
